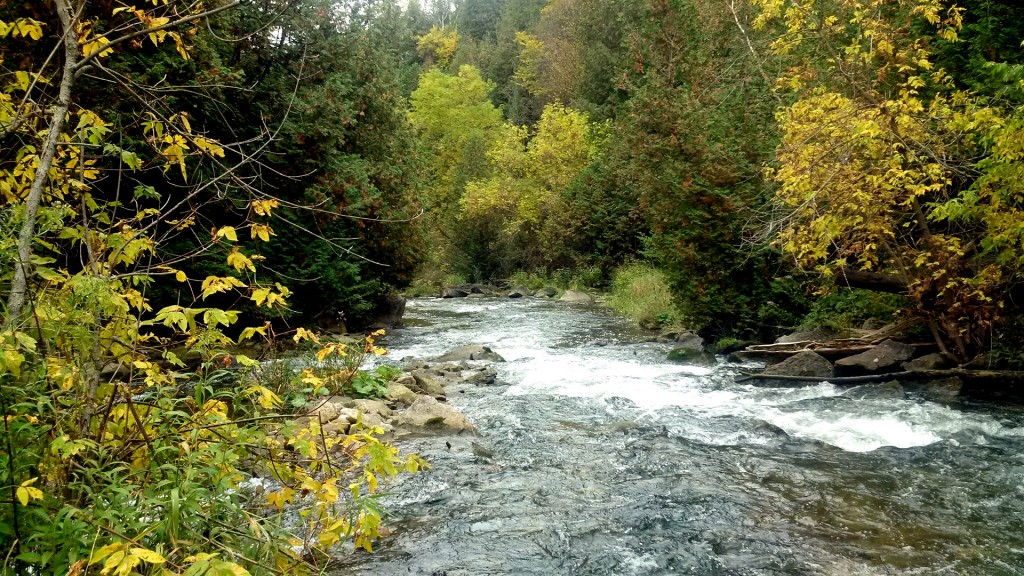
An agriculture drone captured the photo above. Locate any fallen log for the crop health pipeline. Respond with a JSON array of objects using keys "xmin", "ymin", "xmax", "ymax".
[
  {"xmin": 735, "ymin": 369, "xmax": 1024, "ymax": 385},
  {"xmin": 733, "ymin": 343, "xmax": 935, "ymax": 362},
  {"xmin": 733, "ymin": 347, "xmax": 873, "ymax": 362}
]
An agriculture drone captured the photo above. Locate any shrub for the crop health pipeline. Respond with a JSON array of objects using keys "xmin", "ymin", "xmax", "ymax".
[
  {"xmin": 607, "ymin": 263, "xmax": 681, "ymax": 329},
  {"xmin": 800, "ymin": 288, "xmax": 908, "ymax": 333}
]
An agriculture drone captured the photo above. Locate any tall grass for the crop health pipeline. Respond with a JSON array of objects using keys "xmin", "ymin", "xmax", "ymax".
[
  {"xmin": 508, "ymin": 266, "xmax": 604, "ymax": 291},
  {"xmin": 607, "ymin": 262, "xmax": 681, "ymax": 329}
]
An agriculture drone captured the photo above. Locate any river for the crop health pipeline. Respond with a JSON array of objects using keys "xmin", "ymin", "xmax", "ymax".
[{"xmin": 337, "ymin": 297, "xmax": 1024, "ymax": 575}]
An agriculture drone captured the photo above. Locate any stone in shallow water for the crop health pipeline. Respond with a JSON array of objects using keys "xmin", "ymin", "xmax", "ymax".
[
  {"xmin": 411, "ymin": 369, "xmax": 447, "ymax": 395},
  {"xmin": 845, "ymin": 380, "xmax": 906, "ymax": 400},
  {"xmin": 385, "ymin": 382, "xmax": 419, "ymax": 405},
  {"xmin": 834, "ymin": 339, "xmax": 914, "ymax": 376},
  {"xmin": 763, "ymin": 350, "xmax": 833, "ymax": 378},
  {"xmin": 507, "ymin": 285, "xmax": 532, "ymax": 298},
  {"xmin": 666, "ymin": 348, "xmax": 716, "ymax": 366},
  {"xmin": 394, "ymin": 395, "xmax": 476, "ymax": 433},
  {"xmin": 437, "ymin": 344, "xmax": 505, "ymax": 362},
  {"xmin": 559, "ymin": 290, "xmax": 592, "ymax": 303}
]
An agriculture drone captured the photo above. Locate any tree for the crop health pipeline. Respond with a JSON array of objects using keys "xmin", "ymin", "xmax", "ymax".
[
  {"xmin": 461, "ymin": 103, "xmax": 599, "ymax": 273},
  {"xmin": 0, "ymin": 1, "xmax": 424, "ymax": 572},
  {"xmin": 749, "ymin": 0, "xmax": 1024, "ymax": 361}
]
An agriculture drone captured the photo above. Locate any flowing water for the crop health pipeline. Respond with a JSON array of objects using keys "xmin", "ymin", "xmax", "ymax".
[{"xmin": 338, "ymin": 297, "xmax": 1024, "ymax": 575}]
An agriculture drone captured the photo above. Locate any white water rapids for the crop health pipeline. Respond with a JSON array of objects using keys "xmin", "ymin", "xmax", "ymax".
[{"xmin": 339, "ymin": 297, "xmax": 1024, "ymax": 575}]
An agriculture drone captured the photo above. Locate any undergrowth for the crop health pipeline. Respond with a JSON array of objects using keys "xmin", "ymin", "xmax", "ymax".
[{"xmin": 606, "ymin": 263, "xmax": 681, "ymax": 330}]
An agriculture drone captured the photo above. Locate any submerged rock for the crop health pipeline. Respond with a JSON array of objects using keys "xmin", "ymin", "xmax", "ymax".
[
  {"xmin": 438, "ymin": 344, "xmax": 505, "ymax": 362},
  {"xmin": 666, "ymin": 348, "xmax": 716, "ymax": 366},
  {"xmin": 845, "ymin": 380, "xmax": 906, "ymax": 400},
  {"xmin": 463, "ymin": 366, "xmax": 499, "ymax": 386},
  {"xmin": 834, "ymin": 339, "xmax": 914, "ymax": 376},
  {"xmin": 906, "ymin": 377, "xmax": 962, "ymax": 404}
]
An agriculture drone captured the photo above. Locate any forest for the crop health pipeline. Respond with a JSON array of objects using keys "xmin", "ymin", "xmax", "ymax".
[{"xmin": 1, "ymin": 0, "xmax": 1023, "ymax": 572}]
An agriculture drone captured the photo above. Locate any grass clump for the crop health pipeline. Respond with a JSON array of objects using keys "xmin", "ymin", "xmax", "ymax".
[{"xmin": 607, "ymin": 262, "xmax": 681, "ymax": 329}]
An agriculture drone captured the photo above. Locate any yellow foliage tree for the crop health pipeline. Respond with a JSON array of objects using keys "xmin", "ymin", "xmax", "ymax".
[
  {"xmin": 461, "ymin": 103, "xmax": 599, "ymax": 268},
  {"xmin": 751, "ymin": 0, "xmax": 1019, "ymax": 361},
  {"xmin": 416, "ymin": 25, "xmax": 459, "ymax": 68},
  {"xmin": 0, "ymin": 2, "xmax": 423, "ymax": 572}
]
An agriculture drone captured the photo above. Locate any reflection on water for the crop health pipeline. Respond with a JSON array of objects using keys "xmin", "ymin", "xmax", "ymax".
[{"xmin": 339, "ymin": 298, "xmax": 1024, "ymax": 575}]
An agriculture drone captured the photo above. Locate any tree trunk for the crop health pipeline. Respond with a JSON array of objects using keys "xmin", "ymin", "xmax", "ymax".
[
  {"xmin": 836, "ymin": 267, "xmax": 907, "ymax": 294},
  {"xmin": 5, "ymin": 0, "xmax": 79, "ymax": 327}
]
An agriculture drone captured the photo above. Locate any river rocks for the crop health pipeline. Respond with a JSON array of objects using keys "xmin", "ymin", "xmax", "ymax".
[
  {"xmin": 463, "ymin": 366, "xmax": 498, "ymax": 386},
  {"xmin": 751, "ymin": 420, "xmax": 789, "ymax": 438},
  {"xmin": 666, "ymin": 348, "xmax": 716, "ymax": 366},
  {"xmin": 411, "ymin": 369, "xmax": 447, "ymax": 395},
  {"xmin": 393, "ymin": 396, "xmax": 477, "ymax": 433},
  {"xmin": 762, "ymin": 351, "xmax": 834, "ymax": 379},
  {"xmin": 385, "ymin": 382, "xmax": 420, "ymax": 405},
  {"xmin": 902, "ymin": 352, "xmax": 949, "ymax": 372},
  {"xmin": 534, "ymin": 287, "xmax": 556, "ymax": 298},
  {"xmin": 507, "ymin": 286, "xmax": 532, "ymax": 298},
  {"xmin": 834, "ymin": 339, "xmax": 914, "ymax": 376},
  {"xmin": 906, "ymin": 377, "xmax": 962, "ymax": 404},
  {"xmin": 347, "ymin": 398, "xmax": 393, "ymax": 418},
  {"xmin": 442, "ymin": 287, "xmax": 469, "ymax": 298},
  {"xmin": 845, "ymin": 380, "xmax": 906, "ymax": 400},
  {"xmin": 438, "ymin": 344, "xmax": 505, "ymax": 362},
  {"xmin": 372, "ymin": 294, "xmax": 406, "ymax": 328},
  {"xmin": 303, "ymin": 396, "xmax": 351, "ymax": 422},
  {"xmin": 289, "ymin": 344, "xmax": 510, "ymax": 445},
  {"xmin": 442, "ymin": 283, "xmax": 501, "ymax": 298},
  {"xmin": 559, "ymin": 290, "xmax": 592, "ymax": 303}
]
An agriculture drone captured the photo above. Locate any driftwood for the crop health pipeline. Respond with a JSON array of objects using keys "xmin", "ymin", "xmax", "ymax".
[
  {"xmin": 736, "ymin": 318, "xmax": 932, "ymax": 362},
  {"xmin": 734, "ymin": 343, "xmax": 935, "ymax": 362},
  {"xmin": 735, "ymin": 369, "xmax": 1024, "ymax": 385}
]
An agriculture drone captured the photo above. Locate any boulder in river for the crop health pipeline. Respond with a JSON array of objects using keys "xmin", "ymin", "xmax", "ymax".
[
  {"xmin": 666, "ymin": 348, "xmax": 716, "ymax": 366},
  {"xmin": 534, "ymin": 287, "xmax": 557, "ymax": 298},
  {"xmin": 559, "ymin": 290, "xmax": 592, "ymax": 303},
  {"xmin": 844, "ymin": 380, "xmax": 906, "ymax": 400},
  {"xmin": 906, "ymin": 377, "xmax": 962, "ymax": 404},
  {"xmin": 372, "ymin": 294, "xmax": 406, "ymax": 328},
  {"xmin": 761, "ymin": 350, "xmax": 834, "ymax": 380},
  {"xmin": 507, "ymin": 286, "xmax": 532, "ymax": 298},
  {"xmin": 438, "ymin": 345, "xmax": 505, "ymax": 362},
  {"xmin": 463, "ymin": 366, "xmax": 499, "ymax": 386},
  {"xmin": 393, "ymin": 395, "xmax": 477, "ymax": 433},
  {"xmin": 902, "ymin": 352, "xmax": 949, "ymax": 372},
  {"xmin": 442, "ymin": 287, "xmax": 470, "ymax": 298},
  {"xmin": 411, "ymin": 369, "xmax": 447, "ymax": 395},
  {"xmin": 834, "ymin": 339, "xmax": 914, "ymax": 376},
  {"xmin": 385, "ymin": 382, "xmax": 420, "ymax": 405}
]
